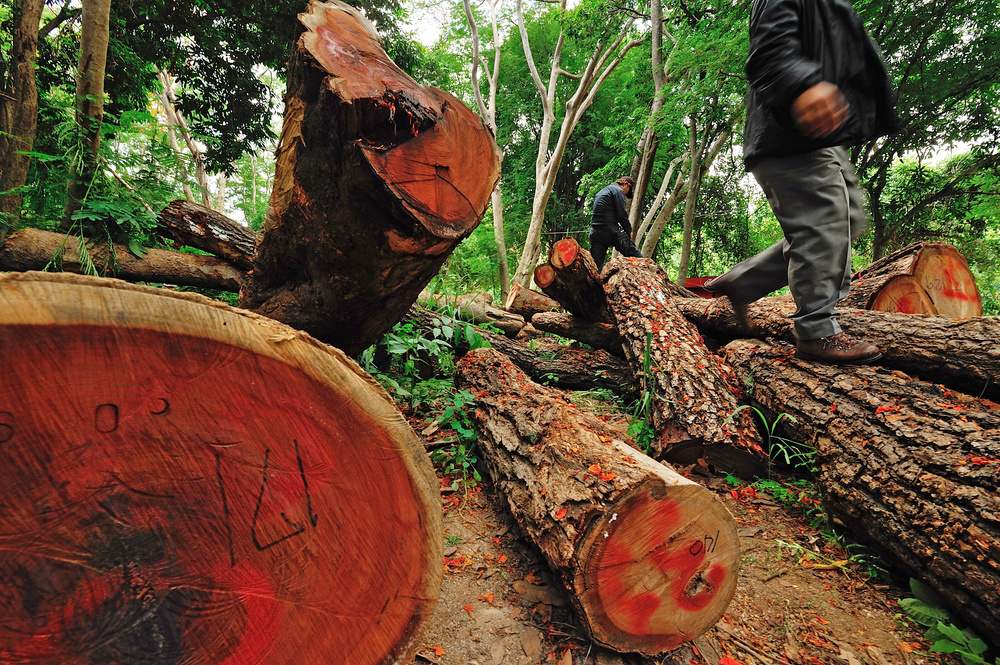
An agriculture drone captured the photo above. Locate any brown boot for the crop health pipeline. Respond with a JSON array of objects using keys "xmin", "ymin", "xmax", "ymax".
[{"xmin": 796, "ymin": 333, "xmax": 883, "ymax": 364}]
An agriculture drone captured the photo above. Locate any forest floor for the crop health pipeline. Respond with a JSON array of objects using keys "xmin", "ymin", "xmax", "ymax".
[{"xmin": 403, "ymin": 395, "xmax": 947, "ymax": 665}]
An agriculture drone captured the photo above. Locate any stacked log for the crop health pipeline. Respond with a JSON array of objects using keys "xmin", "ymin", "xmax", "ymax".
[
  {"xmin": 457, "ymin": 349, "xmax": 740, "ymax": 656},
  {"xmin": 845, "ymin": 242, "xmax": 983, "ymax": 319},
  {"xmin": 723, "ymin": 338, "xmax": 1000, "ymax": 646},
  {"xmin": 503, "ymin": 282, "xmax": 560, "ymax": 318},
  {"xmin": 419, "ymin": 291, "xmax": 526, "ymax": 336},
  {"xmin": 604, "ymin": 258, "xmax": 766, "ymax": 477},
  {"xmin": 529, "ymin": 311, "xmax": 624, "ymax": 355},
  {"xmin": 534, "ymin": 238, "xmax": 612, "ymax": 322},
  {"xmin": 158, "ymin": 200, "xmax": 258, "ymax": 270}
]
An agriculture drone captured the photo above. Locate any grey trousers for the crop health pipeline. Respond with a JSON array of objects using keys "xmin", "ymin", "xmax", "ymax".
[{"xmin": 711, "ymin": 146, "xmax": 867, "ymax": 340}]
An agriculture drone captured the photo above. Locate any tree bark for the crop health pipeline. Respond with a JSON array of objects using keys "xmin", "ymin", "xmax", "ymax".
[
  {"xmin": 535, "ymin": 238, "xmax": 612, "ymax": 322},
  {"xmin": 627, "ymin": 0, "xmax": 666, "ymax": 236},
  {"xmin": 240, "ymin": 1, "xmax": 500, "ymax": 356},
  {"xmin": 64, "ymin": 0, "xmax": 113, "ymax": 222},
  {"xmin": 722, "ymin": 338, "xmax": 1000, "ymax": 647},
  {"xmin": 0, "ymin": 272, "xmax": 442, "ymax": 664},
  {"xmin": 0, "ymin": 227, "xmax": 244, "ymax": 290},
  {"xmin": 845, "ymin": 242, "xmax": 982, "ymax": 319},
  {"xmin": 419, "ymin": 291, "xmax": 526, "ymax": 337},
  {"xmin": 604, "ymin": 258, "xmax": 765, "ymax": 476},
  {"xmin": 676, "ymin": 117, "xmax": 702, "ymax": 284},
  {"xmin": 504, "ymin": 281, "xmax": 560, "ymax": 318},
  {"xmin": 158, "ymin": 200, "xmax": 257, "ymax": 270},
  {"xmin": 456, "ymin": 348, "xmax": 740, "ymax": 655},
  {"xmin": 675, "ymin": 295, "xmax": 1000, "ymax": 400},
  {"xmin": 0, "ymin": 0, "xmax": 45, "ymax": 232},
  {"xmin": 530, "ymin": 311, "xmax": 624, "ymax": 356},
  {"xmin": 158, "ymin": 70, "xmax": 212, "ymax": 208}
]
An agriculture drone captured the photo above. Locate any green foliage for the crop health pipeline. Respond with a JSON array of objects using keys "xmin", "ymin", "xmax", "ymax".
[
  {"xmin": 627, "ymin": 331, "xmax": 657, "ymax": 453},
  {"xmin": 729, "ymin": 405, "xmax": 817, "ymax": 474},
  {"xmin": 430, "ymin": 389, "xmax": 482, "ymax": 489},
  {"xmin": 900, "ymin": 579, "xmax": 999, "ymax": 665}
]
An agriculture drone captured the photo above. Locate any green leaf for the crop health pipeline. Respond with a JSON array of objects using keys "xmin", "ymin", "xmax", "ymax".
[
  {"xmin": 935, "ymin": 622, "xmax": 970, "ymax": 645},
  {"xmin": 127, "ymin": 238, "xmax": 148, "ymax": 259},
  {"xmin": 898, "ymin": 598, "xmax": 949, "ymax": 627}
]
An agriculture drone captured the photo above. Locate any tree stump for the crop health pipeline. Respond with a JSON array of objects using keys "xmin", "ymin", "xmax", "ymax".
[
  {"xmin": 240, "ymin": 0, "xmax": 500, "ymax": 355},
  {"xmin": 846, "ymin": 242, "xmax": 982, "ymax": 319},
  {"xmin": 0, "ymin": 272, "xmax": 442, "ymax": 664},
  {"xmin": 723, "ymin": 339, "xmax": 1000, "ymax": 646},
  {"xmin": 457, "ymin": 349, "xmax": 739, "ymax": 655},
  {"xmin": 604, "ymin": 258, "xmax": 765, "ymax": 476}
]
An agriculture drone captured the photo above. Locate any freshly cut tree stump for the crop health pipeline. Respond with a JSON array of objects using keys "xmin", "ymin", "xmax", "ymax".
[
  {"xmin": 504, "ymin": 282, "xmax": 560, "ymax": 318},
  {"xmin": 241, "ymin": 1, "xmax": 500, "ymax": 355},
  {"xmin": 530, "ymin": 311, "xmax": 625, "ymax": 356},
  {"xmin": 0, "ymin": 272, "xmax": 442, "ymax": 665},
  {"xmin": 159, "ymin": 200, "xmax": 258, "ymax": 270},
  {"xmin": 675, "ymin": 296, "xmax": 1000, "ymax": 400},
  {"xmin": 846, "ymin": 242, "xmax": 983, "ymax": 319},
  {"xmin": 0, "ymin": 227, "xmax": 244, "ymax": 291},
  {"xmin": 534, "ymin": 238, "xmax": 612, "ymax": 322},
  {"xmin": 722, "ymin": 339, "xmax": 1000, "ymax": 646},
  {"xmin": 604, "ymin": 258, "xmax": 765, "ymax": 476},
  {"xmin": 457, "ymin": 349, "xmax": 739, "ymax": 655}
]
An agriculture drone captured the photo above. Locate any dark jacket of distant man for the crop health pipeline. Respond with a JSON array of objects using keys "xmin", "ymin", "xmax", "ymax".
[{"xmin": 589, "ymin": 178, "xmax": 641, "ymax": 269}]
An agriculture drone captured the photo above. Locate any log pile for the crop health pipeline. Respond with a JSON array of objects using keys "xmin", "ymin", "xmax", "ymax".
[{"xmin": 534, "ymin": 238, "xmax": 612, "ymax": 322}]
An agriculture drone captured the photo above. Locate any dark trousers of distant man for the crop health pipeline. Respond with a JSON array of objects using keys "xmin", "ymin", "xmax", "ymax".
[
  {"xmin": 590, "ymin": 226, "xmax": 641, "ymax": 270},
  {"xmin": 707, "ymin": 146, "xmax": 866, "ymax": 341}
]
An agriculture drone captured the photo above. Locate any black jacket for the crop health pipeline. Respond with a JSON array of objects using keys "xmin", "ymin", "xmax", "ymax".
[
  {"xmin": 743, "ymin": 0, "xmax": 898, "ymax": 168},
  {"xmin": 591, "ymin": 184, "xmax": 630, "ymax": 234}
]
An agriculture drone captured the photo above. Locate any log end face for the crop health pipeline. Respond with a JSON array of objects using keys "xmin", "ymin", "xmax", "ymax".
[
  {"xmin": 534, "ymin": 264, "xmax": 556, "ymax": 289},
  {"xmin": 870, "ymin": 275, "xmax": 938, "ymax": 315},
  {"xmin": 573, "ymin": 481, "xmax": 739, "ymax": 655},
  {"xmin": 551, "ymin": 238, "xmax": 581, "ymax": 270},
  {"xmin": 913, "ymin": 245, "xmax": 983, "ymax": 319}
]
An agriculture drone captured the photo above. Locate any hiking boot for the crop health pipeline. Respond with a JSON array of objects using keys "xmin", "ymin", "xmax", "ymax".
[{"xmin": 796, "ymin": 333, "xmax": 883, "ymax": 364}]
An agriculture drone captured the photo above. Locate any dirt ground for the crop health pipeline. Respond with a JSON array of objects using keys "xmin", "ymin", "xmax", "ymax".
[{"xmin": 404, "ymin": 398, "xmax": 947, "ymax": 665}]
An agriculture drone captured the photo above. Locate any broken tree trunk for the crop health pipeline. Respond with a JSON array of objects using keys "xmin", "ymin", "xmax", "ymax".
[
  {"xmin": 0, "ymin": 272, "xmax": 441, "ymax": 664},
  {"xmin": 457, "ymin": 348, "xmax": 739, "ymax": 655},
  {"xmin": 845, "ymin": 242, "xmax": 982, "ymax": 319},
  {"xmin": 530, "ymin": 311, "xmax": 624, "ymax": 356},
  {"xmin": 159, "ymin": 200, "xmax": 258, "ymax": 270},
  {"xmin": 504, "ymin": 281, "xmax": 560, "ymax": 318},
  {"xmin": 240, "ymin": 1, "xmax": 500, "ymax": 356},
  {"xmin": 538, "ymin": 238, "xmax": 612, "ymax": 322},
  {"xmin": 0, "ymin": 227, "xmax": 243, "ymax": 291},
  {"xmin": 722, "ymin": 339, "xmax": 1000, "ymax": 646},
  {"xmin": 419, "ymin": 291, "xmax": 526, "ymax": 336},
  {"xmin": 604, "ymin": 258, "xmax": 765, "ymax": 477},
  {"xmin": 674, "ymin": 296, "xmax": 1000, "ymax": 400}
]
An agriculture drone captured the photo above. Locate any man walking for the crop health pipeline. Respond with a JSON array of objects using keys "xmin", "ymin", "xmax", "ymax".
[
  {"xmin": 590, "ymin": 176, "xmax": 642, "ymax": 270},
  {"xmin": 707, "ymin": 0, "xmax": 897, "ymax": 363}
]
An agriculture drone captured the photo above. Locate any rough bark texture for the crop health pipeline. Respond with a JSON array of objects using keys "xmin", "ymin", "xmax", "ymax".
[
  {"xmin": 604, "ymin": 258, "xmax": 765, "ymax": 477},
  {"xmin": 0, "ymin": 227, "xmax": 243, "ymax": 291},
  {"xmin": 531, "ymin": 311, "xmax": 624, "ymax": 356},
  {"xmin": 0, "ymin": 272, "xmax": 442, "ymax": 664},
  {"xmin": 420, "ymin": 291, "xmax": 526, "ymax": 336},
  {"xmin": 537, "ymin": 238, "xmax": 612, "ymax": 322},
  {"xmin": 504, "ymin": 281, "xmax": 560, "ymax": 318},
  {"xmin": 845, "ymin": 242, "xmax": 983, "ymax": 319},
  {"xmin": 158, "ymin": 200, "xmax": 258, "ymax": 270},
  {"xmin": 675, "ymin": 296, "xmax": 1000, "ymax": 400},
  {"xmin": 0, "ymin": 0, "xmax": 45, "ymax": 231},
  {"xmin": 723, "ymin": 339, "xmax": 1000, "ymax": 646},
  {"xmin": 240, "ymin": 1, "xmax": 500, "ymax": 356},
  {"xmin": 456, "ymin": 349, "xmax": 740, "ymax": 655}
]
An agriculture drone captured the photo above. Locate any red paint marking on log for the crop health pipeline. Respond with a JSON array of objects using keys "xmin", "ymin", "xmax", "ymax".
[
  {"xmin": 940, "ymin": 288, "xmax": 977, "ymax": 302},
  {"xmin": 553, "ymin": 239, "xmax": 580, "ymax": 268},
  {"xmin": 596, "ymin": 539, "xmax": 663, "ymax": 635}
]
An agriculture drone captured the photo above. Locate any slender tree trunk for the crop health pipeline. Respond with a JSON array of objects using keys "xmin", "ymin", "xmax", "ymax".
[
  {"xmin": 628, "ymin": 0, "xmax": 665, "ymax": 235},
  {"xmin": 158, "ymin": 89, "xmax": 196, "ymax": 202},
  {"xmin": 640, "ymin": 168, "xmax": 686, "ymax": 257},
  {"xmin": 0, "ymin": 0, "xmax": 45, "ymax": 235},
  {"xmin": 159, "ymin": 71, "xmax": 211, "ymax": 208},
  {"xmin": 676, "ymin": 117, "xmax": 702, "ymax": 283},
  {"xmin": 64, "ymin": 0, "xmax": 112, "ymax": 223},
  {"xmin": 491, "ymin": 185, "xmax": 511, "ymax": 300}
]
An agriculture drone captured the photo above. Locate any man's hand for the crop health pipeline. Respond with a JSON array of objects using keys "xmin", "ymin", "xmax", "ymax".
[{"xmin": 792, "ymin": 82, "xmax": 849, "ymax": 138}]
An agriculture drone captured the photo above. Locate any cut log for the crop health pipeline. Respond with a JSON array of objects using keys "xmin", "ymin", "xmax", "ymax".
[
  {"xmin": 419, "ymin": 291, "xmax": 526, "ymax": 336},
  {"xmin": 0, "ymin": 227, "xmax": 243, "ymax": 291},
  {"xmin": 531, "ymin": 311, "xmax": 625, "ymax": 356},
  {"xmin": 0, "ymin": 272, "xmax": 441, "ymax": 664},
  {"xmin": 722, "ymin": 338, "xmax": 1000, "ymax": 646},
  {"xmin": 158, "ymin": 199, "xmax": 258, "ymax": 270},
  {"xmin": 604, "ymin": 258, "xmax": 765, "ymax": 477},
  {"xmin": 406, "ymin": 306, "xmax": 637, "ymax": 400},
  {"xmin": 456, "ymin": 349, "xmax": 739, "ymax": 655},
  {"xmin": 504, "ymin": 281, "xmax": 560, "ymax": 318},
  {"xmin": 846, "ymin": 242, "xmax": 982, "ymax": 319},
  {"xmin": 240, "ymin": 1, "xmax": 500, "ymax": 356},
  {"xmin": 537, "ymin": 238, "xmax": 612, "ymax": 322},
  {"xmin": 674, "ymin": 296, "xmax": 1000, "ymax": 400}
]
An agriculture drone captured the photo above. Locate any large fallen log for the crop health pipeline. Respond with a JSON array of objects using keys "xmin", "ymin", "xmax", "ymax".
[
  {"xmin": 158, "ymin": 199, "xmax": 258, "ymax": 270},
  {"xmin": 503, "ymin": 282, "xmax": 560, "ymax": 318},
  {"xmin": 722, "ymin": 339, "xmax": 1000, "ymax": 646},
  {"xmin": 534, "ymin": 238, "xmax": 612, "ymax": 322},
  {"xmin": 845, "ymin": 242, "xmax": 982, "ymax": 319},
  {"xmin": 604, "ymin": 258, "xmax": 765, "ymax": 477},
  {"xmin": 675, "ymin": 296, "xmax": 1000, "ymax": 400},
  {"xmin": 0, "ymin": 227, "xmax": 243, "ymax": 291},
  {"xmin": 0, "ymin": 272, "xmax": 442, "ymax": 664},
  {"xmin": 457, "ymin": 349, "xmax": 739, "ymax": 656},
  {"xmin": 240, "ymin": 1, "xmax": 500, "ymax": 355},
  {"xmin": 419, "ymin": 291, "xmax": 526, "ymax": 336},
  {"xmin": 530, "ymin": 311, "xmax": 624, "ymax": 356}
]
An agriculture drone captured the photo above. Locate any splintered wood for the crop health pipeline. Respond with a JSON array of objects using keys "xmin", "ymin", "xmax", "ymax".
[
  {"xmin": 0, "ymin": 272, "xmax": 442, "ymax": 665},
  {"xmin": 456, "ymin": 349, "xmax": 739, "ymax": 655}
]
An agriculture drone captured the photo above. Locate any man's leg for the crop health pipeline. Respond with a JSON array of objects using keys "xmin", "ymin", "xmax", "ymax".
[
  {"xmin": 590, "ymin": 230, "xmax": 612, "ymax": 270},
  {"xmin": 835, "ymin": 146, "xmax": 869, "ymax": 299},
  {"xmin": 613, "ymin": 228, "xmax": 643, "ymax": 258}
]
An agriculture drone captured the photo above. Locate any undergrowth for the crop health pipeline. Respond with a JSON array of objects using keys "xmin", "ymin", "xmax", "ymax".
[{"xmin": 899, "ymin": 579, "xmax": 998, "ymax": 664}]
